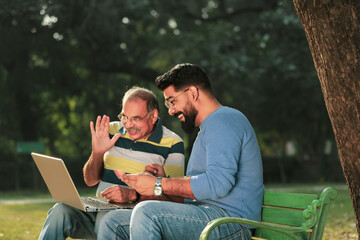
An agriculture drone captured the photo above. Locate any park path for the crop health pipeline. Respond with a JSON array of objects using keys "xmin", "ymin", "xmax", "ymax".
[{"xmin": 0, "ymin": 198, "xmax": 53, "ymax": 205}]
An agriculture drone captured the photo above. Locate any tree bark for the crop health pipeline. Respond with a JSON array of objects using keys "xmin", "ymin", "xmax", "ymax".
[{"xmin": 292, "ymin": 0, "xmax": 360, "ymax": 237}]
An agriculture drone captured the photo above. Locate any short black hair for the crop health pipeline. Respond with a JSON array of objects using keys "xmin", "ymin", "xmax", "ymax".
[{"xmin": 155, "ymin": 63, "xmax": 212, "ymax": 93}]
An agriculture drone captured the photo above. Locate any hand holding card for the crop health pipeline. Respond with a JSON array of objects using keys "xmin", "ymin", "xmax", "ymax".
[
  {"xmin": 113, "ymin": 169, "xmax": 156, "ymax": 196},
  {"xmin": 114, "ymin": 170, "xmax": 126, "ymax": 180}
]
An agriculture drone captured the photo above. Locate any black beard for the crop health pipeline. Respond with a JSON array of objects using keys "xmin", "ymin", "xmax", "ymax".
[
  {"xmin": 181, "ymin": 114, "xmax": 196, "ymax": 134},
  {"xmin": 177, "ymin": 103, "xmax": 198, "ymax": 134}
]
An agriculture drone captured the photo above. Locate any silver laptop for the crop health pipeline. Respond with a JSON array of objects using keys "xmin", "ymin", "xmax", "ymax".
[{"xmin": 31, "ymin": 152, "xmax": 136, "ymax": 212}]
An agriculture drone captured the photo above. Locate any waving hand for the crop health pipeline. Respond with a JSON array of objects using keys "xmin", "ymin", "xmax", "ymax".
[{"xmin": 90, "ymin": 115, "xmax": 121, "ymax": 154}]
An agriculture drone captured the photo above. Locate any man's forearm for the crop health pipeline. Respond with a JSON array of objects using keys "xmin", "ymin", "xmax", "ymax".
[
  {"xmin": 162, "ymin": 177, "xmax": 195, "ymax": 199},
  {"xmin": 83, "ymin": 152, "xmax": 104, "ymax": 186},
  {"xmin": 117, "ymin": 172, "xmax": 196, "ymax": 201}
]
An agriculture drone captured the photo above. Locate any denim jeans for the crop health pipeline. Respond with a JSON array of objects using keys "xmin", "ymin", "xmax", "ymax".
[
  {"xmin": 38, "ymin": 203, "xmax": 107, "ymax": 240},
  {"xmin": 98, "ymin": 200, "xmax": 252, "ymax": 240}
]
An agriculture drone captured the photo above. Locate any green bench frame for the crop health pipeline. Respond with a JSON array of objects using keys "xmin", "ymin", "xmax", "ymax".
[{"xmin": 200, "ymin": 187, "xmax": 338, "ymax": 240}]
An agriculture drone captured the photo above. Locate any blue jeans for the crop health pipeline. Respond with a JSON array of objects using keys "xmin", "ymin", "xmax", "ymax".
[
  {"xmin": 38, "ymin": 203, "xmax": 108, "ymax": 240},
  {"xmin": 98, "ymin": 200, "xmax": 252, "ymax": 240}
]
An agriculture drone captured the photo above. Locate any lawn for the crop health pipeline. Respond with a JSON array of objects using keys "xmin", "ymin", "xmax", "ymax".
[
  {"xmin": 0, "ymin": 183, "xmax": 357, "ymax": 240},
  {"xmin": 0, "ymin": 202, "xmax": 54, "ymax": 240}
]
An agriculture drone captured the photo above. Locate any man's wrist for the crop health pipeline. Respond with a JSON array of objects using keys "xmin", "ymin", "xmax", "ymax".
[
  {"xmin": 91, "ymin": 152, "xmax": 105, "ymax": 162},
  {"xmin": 162, "ymin": 177, "xmax": 170, "ymax": 194},
  {"xmin": 153, "ymin": 177, "xmax": 163, "ymax": 197},
  {"xmin": 161, "ymin": 177, "xmax": 195, "ymax": 199}
]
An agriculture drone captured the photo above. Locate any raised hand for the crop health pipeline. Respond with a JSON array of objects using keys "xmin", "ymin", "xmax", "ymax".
[{"xmin": 90, "ymin": 115, "xmax": 121, "ymax": 155}]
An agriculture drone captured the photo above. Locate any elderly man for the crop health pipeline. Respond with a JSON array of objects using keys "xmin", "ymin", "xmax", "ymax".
[
  {"xmin": 38, "ymin": 86, "xmax": 185, "ymax": 240},
  {"xmin": 97, "ymin": 64, "xmax": 264, "ymax": 240}
]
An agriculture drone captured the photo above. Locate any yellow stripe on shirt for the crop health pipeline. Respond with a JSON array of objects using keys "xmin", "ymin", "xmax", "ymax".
[
  {"xmin": 104, "ymin": 156, "xmax": 147, "ymax": 173},
  {"xmin": 164, "ymin": 165, "xmax": 185, "ymax": 177}
]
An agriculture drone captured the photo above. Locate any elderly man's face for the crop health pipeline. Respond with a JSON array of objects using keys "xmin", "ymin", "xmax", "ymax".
[{"xmin": 120, "ymin": 99, "xmax": 156, "ymax": 140}]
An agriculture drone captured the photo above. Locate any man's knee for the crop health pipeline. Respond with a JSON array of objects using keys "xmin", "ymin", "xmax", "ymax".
[
  {"xmin": 132, "ymin": 200, "xmax": 160, "ymax": 217},
  {"xmin": 99, "ymin": 209, "xmax": 131, "ymax": 228},
  {"xmin": 48, "ymin": 203, "xmax": 73, "ymax": 217},
  {"xmin": 132, "ymin": 200, "xmax": 177, "ymax": 220},
  {"xmin": 130, "ymin": 201, "xmax": 167, "ymax": 226},
  {"xmin": 99, "ymin": 210, "xmax": 117, "ymax": 226},
  {"xmin": 97, "ymin": 209, "xmax": 131, "ymax": 239}
]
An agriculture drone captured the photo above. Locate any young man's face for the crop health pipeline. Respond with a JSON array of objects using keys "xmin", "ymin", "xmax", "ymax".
[
  {"xmin": 120, "ymin": 99, "xmax": 156, "ymax": 140},
  {"xmin": 163, "ymin": 85, "xmax": 197, "ymax": 134}
]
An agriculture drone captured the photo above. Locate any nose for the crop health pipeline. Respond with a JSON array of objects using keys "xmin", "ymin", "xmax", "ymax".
[
  {"xmin": 124, "ymin": 119, "xmax": 134, "ymax": 128},
  {"xmin": 168, "ymin": 107, "xmax": 175, "ymax": 116}
]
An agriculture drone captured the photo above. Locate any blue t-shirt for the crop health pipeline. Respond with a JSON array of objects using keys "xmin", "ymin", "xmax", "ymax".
[{"xmin": 185, "ymin": 106, "xmax": 264, "ymax": 222}]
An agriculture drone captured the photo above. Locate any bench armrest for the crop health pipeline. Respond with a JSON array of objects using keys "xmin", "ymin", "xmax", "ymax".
[
  {"xmin": 200, "ymin": 217, "xmax": 315, "ymax": 240},
  {"xmin": 200, "ymin": 199, "xmax": 322, "ymax": 240}
]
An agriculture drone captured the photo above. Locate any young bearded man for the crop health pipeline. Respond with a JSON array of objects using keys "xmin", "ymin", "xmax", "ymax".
[{"xmin": 97, "ymin": 64, "xmax": 264, "ymax": 240}]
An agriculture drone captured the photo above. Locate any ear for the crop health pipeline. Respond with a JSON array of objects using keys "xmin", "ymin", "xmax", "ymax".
[
  {"xmin": 189, "ymin": 86, "xmax": 199, "ymax": 101},
  {"xmin": 152, "ymin": 109, "xmax": 159, "ymax": 123}
]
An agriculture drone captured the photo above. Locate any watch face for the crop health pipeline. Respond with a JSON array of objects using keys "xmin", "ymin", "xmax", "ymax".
[{"xmin": 154, "ymin": 186, "xmax": 162, "ymax": 196}]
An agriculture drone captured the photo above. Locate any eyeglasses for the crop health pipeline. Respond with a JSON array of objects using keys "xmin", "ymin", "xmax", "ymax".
[
  {"xmin": 118, "ymin": 112, "xmax": 151, "ymax": 124},
  {"xmin": 165, "ymin": 88, "xmax": 189, "ymax": 109}
]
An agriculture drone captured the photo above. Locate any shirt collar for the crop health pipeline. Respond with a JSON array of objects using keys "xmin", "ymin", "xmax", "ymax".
[{"xmin": 119, "ymin": 117, "xmax": 163, "ymax": 144}]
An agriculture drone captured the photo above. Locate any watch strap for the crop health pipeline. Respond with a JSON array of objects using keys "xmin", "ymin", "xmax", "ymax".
[{"xmin": 156, "ymin": 177, "xmax": 162, "ymax": 186}]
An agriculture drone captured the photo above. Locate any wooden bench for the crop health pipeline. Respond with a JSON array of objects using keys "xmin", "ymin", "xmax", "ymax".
[{"xmin": 199, "ymin": 187, "xmax": 338, "ymax": 240}]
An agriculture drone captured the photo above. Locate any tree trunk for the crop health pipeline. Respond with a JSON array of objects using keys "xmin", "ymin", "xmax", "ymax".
[{"xmin": 292, "ymin": 0, "xmax": 360, "ymax": 237}]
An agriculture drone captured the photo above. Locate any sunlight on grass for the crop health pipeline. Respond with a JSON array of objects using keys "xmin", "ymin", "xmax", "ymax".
[
  {"xmin": 0, "ymin": 183, "xmax": 357, "ymax": 240},
  {"xmin": 0, "ymin": 188, "xmax": 96, "ymax": 240},
  {"xmin": 0, "ymin": 202, "xmax": 53, "ymax": 240},
  {"xmin": 323, "ymin": 188, "xmax": 357, "ymax": 240}
]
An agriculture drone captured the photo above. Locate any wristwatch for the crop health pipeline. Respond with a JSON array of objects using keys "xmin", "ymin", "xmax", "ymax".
[{"xmin": 153, "ymin": 177, "xmax": 163, "ymax": 197}]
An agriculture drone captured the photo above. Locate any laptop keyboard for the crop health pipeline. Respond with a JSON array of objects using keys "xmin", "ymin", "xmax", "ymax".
[{"xmin": 81, "ymin": 197, "xmax": 120, "ymax": 208}]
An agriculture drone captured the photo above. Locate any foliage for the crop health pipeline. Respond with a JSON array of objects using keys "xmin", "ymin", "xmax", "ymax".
[{"xmin": 0, "ymin": 0, "xmax": 337, "ymax": 189}]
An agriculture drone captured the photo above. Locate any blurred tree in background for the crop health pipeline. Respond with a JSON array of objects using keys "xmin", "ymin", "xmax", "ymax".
[{"xmin": 0, "ymin": 0, "xmax": 342, "ymax": 190}]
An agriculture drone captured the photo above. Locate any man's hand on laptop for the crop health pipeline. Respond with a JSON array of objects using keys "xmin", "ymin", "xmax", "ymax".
[{"xmin": 101, "ymin": 185, "xmax": 137, "ymax": 203}]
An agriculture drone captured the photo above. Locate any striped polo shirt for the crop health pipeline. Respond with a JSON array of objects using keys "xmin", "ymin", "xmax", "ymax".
[{"xmin": 96, "ymin": 118, "xmax": 185, "ymax": 195}]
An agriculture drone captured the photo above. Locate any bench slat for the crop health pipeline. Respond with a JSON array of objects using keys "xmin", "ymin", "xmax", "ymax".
[
  {"xmin": 254, "ymin": 228, "xmax": 310, "ymax": 240},
  {"xmin": 262, "ymin": 206, "xmax": 307, "ymax": 226},
  {"xmin": 264, "ymin": 191, "xmax": 319, "ymax": 209}
]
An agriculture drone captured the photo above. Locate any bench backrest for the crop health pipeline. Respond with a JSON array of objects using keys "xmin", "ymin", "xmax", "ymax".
[{"xmin": 254, "ymin": 187, "xmax": 337, "ymax": 240}]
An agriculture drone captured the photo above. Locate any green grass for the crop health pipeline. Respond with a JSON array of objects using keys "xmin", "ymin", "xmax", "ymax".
[
  {"xmin": 0, "ymin": 188, "xmax": 96, "ymax": 240},
  {"xmin": 0, "ymin": 187, "xmax": 96, "ymax": 200},
  {"xmin": 0, "ymin": 202, "xmax": 54, "ymax": 240},
  {"xmin": 0, "ymin": 183, "xmax": 357, "ymax": 240}
]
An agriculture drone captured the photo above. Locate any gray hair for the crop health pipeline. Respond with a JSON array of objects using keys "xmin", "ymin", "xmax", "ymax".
[{"xmin": 122, "ymin": 86, "xmax": 159, "ymax": 113}]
